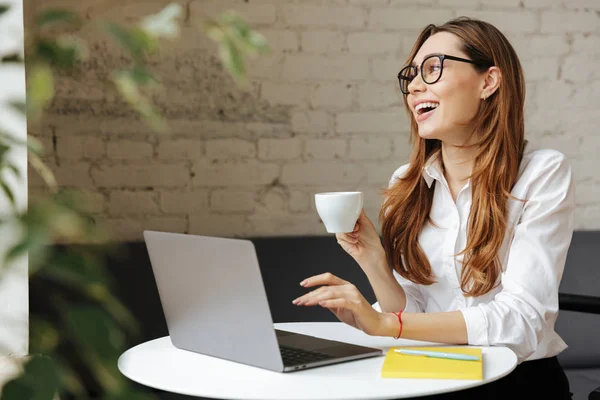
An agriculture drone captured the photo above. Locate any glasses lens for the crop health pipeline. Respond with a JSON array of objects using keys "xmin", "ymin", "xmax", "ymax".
[
  {"xmin": 398, "ymin": 66, "xmax": 416, "ymax": 94},
  {"xmin": 422, "ymin": 56, "xmax": 442, "ymax": 84}
]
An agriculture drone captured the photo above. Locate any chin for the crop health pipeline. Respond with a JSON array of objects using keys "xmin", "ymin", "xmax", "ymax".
[{"xmin": 417, "ymin": 126, "xmax": 441, "ymax": 140}]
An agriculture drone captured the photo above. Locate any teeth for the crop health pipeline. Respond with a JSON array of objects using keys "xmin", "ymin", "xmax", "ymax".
[{"xmin": 415, "ymin": 102, "xmax": 440, "ymax": 112}]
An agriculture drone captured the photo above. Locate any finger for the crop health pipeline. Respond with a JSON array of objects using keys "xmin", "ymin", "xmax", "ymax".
[
  {"xmin": 292, "ymin": 286, "xmax": 327, "ymax": 305},
  {"xmin": 318, "ymin": 298, "xmax": 352, "ymax": 310},
  {"xmin": 338, "ymin": 235, "xmax": 358, "ymax": 245},
  {"xmin": 297, "ymin": 286, "xmax": 347, "ymax": 306},
  {"xmin": 300, "ymin": 272, "xmax": 348, "ymax": 288}
]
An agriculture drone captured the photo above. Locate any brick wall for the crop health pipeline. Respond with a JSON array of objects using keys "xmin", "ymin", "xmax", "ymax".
[{"xmin": 25, "ymin": 0, "xmax": 600, "ymax": 241}]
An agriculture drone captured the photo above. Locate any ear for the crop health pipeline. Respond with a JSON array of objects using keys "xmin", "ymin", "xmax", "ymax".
[{"xmin": 481, "ymin": 66, "xmax": 501, "ymax": 100}]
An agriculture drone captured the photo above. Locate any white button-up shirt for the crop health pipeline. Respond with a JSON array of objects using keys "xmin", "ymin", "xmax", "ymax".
[{"xmin": 373, "ymin": 140, "xmax": 576, "ymax": 363}]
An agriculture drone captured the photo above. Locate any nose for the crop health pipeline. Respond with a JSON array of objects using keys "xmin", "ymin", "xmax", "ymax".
[{"xmin": 408, "ymin": 71, "xmax": 426, "ymax": 95}]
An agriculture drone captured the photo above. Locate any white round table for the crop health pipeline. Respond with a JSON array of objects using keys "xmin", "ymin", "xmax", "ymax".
[{"xmin": 118, "ymin": 322, "xmax": 518, "ymax": 400}]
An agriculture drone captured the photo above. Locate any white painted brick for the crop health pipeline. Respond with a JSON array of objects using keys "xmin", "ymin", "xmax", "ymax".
[
  {"xmin": 337, "ymin": 112, "xmax": 410, "ymax": 134},
  {"xmin": 103, "ymin": 218, "xmax": 143, "ymax": 241},
  {"xmin": 481, "ymin": 0, "xmax": 520, "ymax": 7},
  {"xmin": 56, "ymin": 136, "xmax": 105, "ymax": 160},
  {"xmin": 358, "ymin": 82, "xmax": 403, "ymax": 109},
  {"xmin": 564, "ymin": 0, "xmax": 600, "ymax": 10},
  {"xmin": 282, "ymin": 55, "xmax": 369, "ymax": 81},
  {"xmin": 455, "ymin": 10, "xmax": 538, "ymax": 34},
  {"xmin": 362, "ymin": 160, "xmax": 406, "ymax": 184},
  {"xmin": 541, "ymin": 11, "xmax": 599, "ymax": 33},
  {"xmin": 246, "ymin": 54, "xmax": 284, "ymax": 80},
  {"xmin": 261, "ymin": 82, "xmax": 311, "ymax": 106},
  {"xmin": 109, "ymin": 190, "xmax": 159, "ymax": 215},
  {"xmin": 304, "ymin": 139, "xmax": 347, "ymax": 160},
  {"xmin": 210, "ymin": 189, "xmax": 256, "ymax": 212},
  {"xmin": 191, "ymin": 2, "xmax": 277, "ymax": 25},
  {"xmin": 523, "ymin": 0, "xmax": 561, "ymax": 8},
  {"xmin": 92, "ymin": 164, "xmax": 190, "ymax": 188},
  {"xmin": 438, "ymin": 0, "xmax": 480, "ymax": 6},
  {"xmin": 572, "ymin": 159, "xmax": 597, "ymax": 182},
  {"xmin": 160, "ymin": 190, "xmax": 209, "ymax": 214},
  {"xmin": 205, "ymin": 139, "xmax": 256, "ymax": 160},
  {"xmin": 74, "ymin": 189, "xmax": 105, "ymax": 214},
  {"xmin": 281, "ymin": 5, "xmax": 365, "ymax": 28},
  {"xmin": 580, "ymin": 136, "xmax": 600, "ymax": 158},
  {"xmin": 142, "ymin": 216, "xmax": 187, "ymax": 234},
  {"xmin": 258, "ymin": 138, "xmax": 303, "ymax": 160},
  {"xmin": 247, "ymin": 214, "xmax": 324, "ymax": 236},
  {"xmin": 394, "ymin": 134, "xmax": 414, "ymax": 162},
  {"xmin": 534, "ymin": 135, "xmax": 582, "ymax": 159},
  {"xmin": 52, "ymin": 162, "xmax": 94, "ymax": 189},
  {"xmin": 570, "ymin": 81, "xmax": 600, "ymax": 108},
  {"xmin": 301, "ymin": 31, "xmax": 345, "ymax": 54},
  {"xmin": 107, "ymin": 140, "xmax": 153, "ymax": 160},
  {"xmin": 255, "ymin": 187, "xmax": 287, "ymax": 214},
  {"xmin": 282, "ymin": 162, "xmax": 365, "ymax": 185},
  {"xmin": 189, "ymin": 214, "xmax": 252, "ymax": 238},
  {"xmin": 310, "ymin": 83, "xmax": 356, "ymax": 110},
  {"xmin": 192, "ymin": 160, "xmax": 279, "ymax": 186},
  {"xmin": 350, "ymin": 0, "xmax": 390, "ymax": 5},
  {"xmin": 574, "ymin": 205, "xmax": 600, "ymax": 230},
  {"xmin": 349, "ymin": 137, "xmax": 393, "ymax": 160},
  {"xmin": 573, "ymin": 35, "xmax": 600, "ymax": 54},
  {"xmin": 534, "ymin": 81, "xmax": 575, "ymax": 112},
  {"xmin": 289, "ymin": 191, "xmax": 311, "ymax": 213},
  {"xmin": 291, "ymin": 110, "xmax": 331, "ymax": 134},
  {"xmin": 156, "ymin": 139, "xmax": 204, "ymax": 161},
  {"xmin": 260, "ymin": 30, "xmax": 299, "ymax": 53},
  {"xmin": 575, "ymin": 183, "xmax": 600, "ymax": 206},
  {"xmin": 372, "ymin": 57, "xmax": 409, "ymax": 84},
  {"xmin": 522, "ymin": 57, "xmax": 559, "ymax": 81},
  {"xmin": 388, "ymin": 0, "xmax": 435, "ymax": 5},
  {"xmin": 369, "ymin": 8, "xmax": 454, "ymax": 31},
  {"xmin": 347, "ymin": 32, "xmax": 402, "ymax": 55},
  {"xmin": 562, "ymin": 53, "xmax": 600, "ymax": 82},
  {"xmin": 509, "ymin": 35, "xmax": 570, "ymax": 59}
]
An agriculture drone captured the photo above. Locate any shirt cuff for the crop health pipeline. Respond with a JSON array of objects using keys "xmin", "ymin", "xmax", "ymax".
[{"xmin": 460, "ymin": 306, "xmax": 489, "ymax": 346}]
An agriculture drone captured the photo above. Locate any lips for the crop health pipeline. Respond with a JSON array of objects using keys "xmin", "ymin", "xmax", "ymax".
[{"xmin": 416, "ymin": 105, "xmax": 438, "ymax": 123}]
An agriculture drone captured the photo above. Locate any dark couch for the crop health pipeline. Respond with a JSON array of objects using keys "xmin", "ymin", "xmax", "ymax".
[{"xmin": 103, "ymin": 232, "xmax": 600, "ymax": 400}]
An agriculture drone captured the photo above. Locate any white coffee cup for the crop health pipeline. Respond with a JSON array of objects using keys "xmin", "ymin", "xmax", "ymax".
[{"xmin": 315, "ymin": 191, "xmax": 363, "ymax": 233}]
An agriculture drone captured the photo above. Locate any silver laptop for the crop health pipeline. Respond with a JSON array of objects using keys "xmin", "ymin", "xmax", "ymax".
[{"xmin": 143, "ymin": 230, "xmax": 383, "ymax": 372}]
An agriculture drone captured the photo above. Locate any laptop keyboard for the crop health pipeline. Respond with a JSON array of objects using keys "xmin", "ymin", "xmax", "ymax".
[{"xmin": 279, "ymin": 344, "xmax": 335, "ymax": 366}]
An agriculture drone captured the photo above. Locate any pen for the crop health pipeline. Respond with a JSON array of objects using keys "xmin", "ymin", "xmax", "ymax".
[{"xmin": 394, "ymin": 348, "xmax": 481, "ymax": 361}]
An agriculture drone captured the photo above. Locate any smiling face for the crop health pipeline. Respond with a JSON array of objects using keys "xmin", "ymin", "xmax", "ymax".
[{"xmin": 406, "ymin": 32, "xmax": 488, "ymax": 143}]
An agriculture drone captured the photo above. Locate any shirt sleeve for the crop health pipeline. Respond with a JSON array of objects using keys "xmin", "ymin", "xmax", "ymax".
[
  {"xmin": 459, "ymin": 151, "xmax": 575, "ymax": 361},
  {"xmin": 372, "ymin": 163, "xmax": 426, "ymax": 314}
]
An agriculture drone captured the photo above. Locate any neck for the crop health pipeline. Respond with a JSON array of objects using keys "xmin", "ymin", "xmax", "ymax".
[{"xmin": 440, "ymin": 140, "xmax": 478, "ymax": 186}]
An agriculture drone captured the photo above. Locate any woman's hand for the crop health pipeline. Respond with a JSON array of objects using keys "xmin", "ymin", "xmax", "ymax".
[
  {"xmin": 336, "ymin": 209, "xmax": 386, "ymax": 270},
  {"xmin": 292, "ymin": 272, "xmax": 387, "ymax": 336}
]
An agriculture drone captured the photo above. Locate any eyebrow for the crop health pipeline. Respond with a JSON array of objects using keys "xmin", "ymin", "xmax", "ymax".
[{"xmin": 410, "ymin": 53, "xmax": 444, "ymax": 66}]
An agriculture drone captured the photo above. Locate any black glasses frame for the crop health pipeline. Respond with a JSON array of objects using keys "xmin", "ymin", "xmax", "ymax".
[{"xmin": 397, "ymin": 54, "xmax": 490, "ymax": 95}]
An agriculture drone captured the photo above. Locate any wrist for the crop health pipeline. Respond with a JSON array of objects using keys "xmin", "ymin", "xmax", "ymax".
[{"xmin": 378, "ymin": 312, "xmax": 402, "ymax": 338}]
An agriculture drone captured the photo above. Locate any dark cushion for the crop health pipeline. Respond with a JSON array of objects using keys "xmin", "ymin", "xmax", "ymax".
[
  {"xmin": 556, "ymin": 231, "xmax": 600, "ymax": 368},
  {"xmin": 564, "ymin": 368, "xmax": 600, "ymax": 400}
]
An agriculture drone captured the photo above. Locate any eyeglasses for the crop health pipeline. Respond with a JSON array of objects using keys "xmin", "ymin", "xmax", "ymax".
[{"xmin": 397, "ymin": 54, "xmax": 491, "ymax": 95}]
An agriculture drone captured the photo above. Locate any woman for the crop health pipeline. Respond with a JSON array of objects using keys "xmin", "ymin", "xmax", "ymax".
[{"xmin": 293, "ymin": 17, "xmax": 574, "ymax": 399}]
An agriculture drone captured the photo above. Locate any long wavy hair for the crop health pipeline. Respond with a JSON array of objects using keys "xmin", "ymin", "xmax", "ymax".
[{"xmin": 378, "ymin": 17, "xmax": 526, "ymax": 297}]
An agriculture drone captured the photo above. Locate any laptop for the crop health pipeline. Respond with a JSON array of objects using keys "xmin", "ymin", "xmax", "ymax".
[{"xmin": 143, "ymin": 230, "xmax": 383, "ymax": 372}]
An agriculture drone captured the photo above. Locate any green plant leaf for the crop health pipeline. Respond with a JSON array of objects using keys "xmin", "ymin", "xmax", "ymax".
[
  {"xmin": 29, "ymin": 317, "xmax": 60, "ymax": 354},
  {"xmin": 27, "ymin": 64, "xmax": 55, "ymax": 121},
  {"xmin": 36, "ymin": 8, "xmax": 79, "ymax": 27},
  {"xmin": 0, "ymin": 355, "xmax": 63, "ymax": 400},
  {"xmin": 9, "ymin": 101, "xmax": 27, "ymax": 115},
  {"xmin": 140, "ymin": 3, "xmax": 183, "ymax": 39},
  {"xmin": 0, "ymin": 180, "xmax": 16, "ymax": 208},
  {"xmin": 64, "ymin": 305, "xmax": 127, "ymax": 393},
  {"xmin": 0, "ymin": 5, "xmax": 9, "ymax": 16},
  {"xmin": 102, "ymin": 22, "xmax": 156, "ymax": 61}
]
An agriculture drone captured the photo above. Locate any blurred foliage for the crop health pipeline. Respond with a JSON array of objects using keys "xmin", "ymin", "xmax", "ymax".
[{"xmin": 0, "ymin": 1, "xmax": 269, "ymax": 399}]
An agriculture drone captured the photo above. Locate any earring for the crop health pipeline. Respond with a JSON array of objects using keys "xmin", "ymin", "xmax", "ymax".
[{"xmin": 482, "ymin": 94, "xmax": 487, "ymax": 100}]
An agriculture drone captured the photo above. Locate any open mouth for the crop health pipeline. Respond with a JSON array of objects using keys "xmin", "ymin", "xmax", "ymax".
[{"xmin": 415, "ymin": 102, "xmax": 439, "ymax": 116}]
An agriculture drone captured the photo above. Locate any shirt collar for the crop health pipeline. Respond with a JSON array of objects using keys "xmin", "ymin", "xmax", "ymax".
[{"xmin": 422, "ymin": 150, "xmax": 443, "ymax": 188}]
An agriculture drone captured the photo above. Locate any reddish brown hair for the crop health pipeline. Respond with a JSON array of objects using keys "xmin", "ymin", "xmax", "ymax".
[{"xmin": 378, "ymin": 17, "xmax": 526, "ymax": 297}]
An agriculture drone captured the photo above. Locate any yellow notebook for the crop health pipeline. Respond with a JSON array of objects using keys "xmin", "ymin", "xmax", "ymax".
[{"xmin": 381, "ymin": 347, "xmax": 483, "ymax": 380}]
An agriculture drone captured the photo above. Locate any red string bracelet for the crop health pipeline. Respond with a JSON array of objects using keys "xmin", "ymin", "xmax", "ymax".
[{"xmin": 392, "ymin": 311, "xmax": 403, "ymax": 339}]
